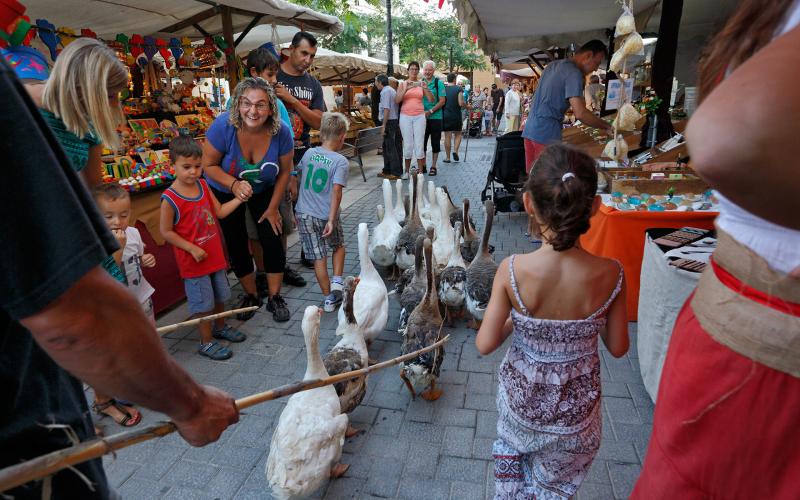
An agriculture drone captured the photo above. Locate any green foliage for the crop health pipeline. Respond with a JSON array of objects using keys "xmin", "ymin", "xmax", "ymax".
[
  {"xmin": 288, "ymin": 0, "xmax": 486, "ymax": 72},
  {"xmin": 392, "ymin": 7, "xmax": 485, "ymax": 71}
]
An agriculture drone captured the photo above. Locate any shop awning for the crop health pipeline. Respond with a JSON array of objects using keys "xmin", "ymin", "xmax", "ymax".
[
  {"xmin": 450, "ymin": 0, "xmax": 734, "ymax": 62},
  {"xmin": 23, "ymin": 0, "xmax": 343, "ymax": 39}
]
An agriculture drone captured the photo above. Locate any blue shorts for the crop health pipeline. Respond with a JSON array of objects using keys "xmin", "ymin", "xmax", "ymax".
[{"xmin": 184, "ymin": 269, "xmax": 231, "ymax": 314}]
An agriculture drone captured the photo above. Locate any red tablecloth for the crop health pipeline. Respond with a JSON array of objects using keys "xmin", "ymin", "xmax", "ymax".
[{"xmin": 580, "ymin": 204, "xmax": 717, "ymax": 321}]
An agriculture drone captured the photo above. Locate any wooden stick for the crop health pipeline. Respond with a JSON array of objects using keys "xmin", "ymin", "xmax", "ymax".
[
  {"xmin": 0, "ymin": 335, "xmax": 450, "ymax": 493},
  {"xmin": 155, "ymin": 306, "xmax": 259, "ymax": 335}
]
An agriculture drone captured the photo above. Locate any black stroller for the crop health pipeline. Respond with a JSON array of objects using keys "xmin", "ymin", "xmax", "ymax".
[{"xmin": 480, "ymin": 131, "xmax": 527, "ymax": 213}]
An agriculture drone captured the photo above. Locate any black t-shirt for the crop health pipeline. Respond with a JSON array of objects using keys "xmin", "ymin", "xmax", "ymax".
[
  {"xmin": 491, "ymin": 88, "xmax": 505, "ymax": 112},
  {"xmin": 276, "ymin": 69, "xmax": 325, "ymax": 155},
  {"xmin": 0, "ymin": 59, "xmax": 116, "ymax": 499}
]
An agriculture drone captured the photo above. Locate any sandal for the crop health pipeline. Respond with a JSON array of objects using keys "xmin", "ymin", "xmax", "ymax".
[
  {"xmin": 92, "ymin": 399, "xmax": 142, "ymax": 427},
  {"xmin": 429, "ymin": 167, "xmax": 437, "ymax": 176},
  {"xmin": 442, "ymin": 158, "xmax": 451, "ymax": 163},
  {"xmin": 199, "ymin": 341, "xmax": 233, "ymax": 360},
  {"xmin": 212, "ymin": 325, "xmax": 247, "ymax": 343}
]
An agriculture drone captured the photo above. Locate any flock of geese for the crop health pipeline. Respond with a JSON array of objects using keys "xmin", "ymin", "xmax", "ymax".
[{"xmin": 266, "ymin": 170, "xmax": 498, "ymax": 499}]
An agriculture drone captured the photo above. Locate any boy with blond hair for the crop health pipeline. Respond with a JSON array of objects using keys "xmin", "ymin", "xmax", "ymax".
[{"xmin": 295, "ymin": 112, "xmax": 350, "ymax": 311}]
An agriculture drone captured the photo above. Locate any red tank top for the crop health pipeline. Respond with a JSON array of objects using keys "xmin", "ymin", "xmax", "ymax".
[{"xmin": 161, "ymin": 179, "xmax": 228, "ymax": 278}]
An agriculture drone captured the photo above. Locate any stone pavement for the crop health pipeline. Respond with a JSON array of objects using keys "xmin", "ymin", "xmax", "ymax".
[{"xmin": 98, "ymin": 136, "xmax": 654, "ymax": 499}]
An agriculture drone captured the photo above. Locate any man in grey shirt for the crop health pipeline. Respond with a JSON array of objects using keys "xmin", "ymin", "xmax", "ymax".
[
  {"xmin": 376, "ymin": 74, "xmax": 403, "ymax": 179},
  {"xmin": 521, "ymin": 39, "xmax": 613, "ymax": 172}
]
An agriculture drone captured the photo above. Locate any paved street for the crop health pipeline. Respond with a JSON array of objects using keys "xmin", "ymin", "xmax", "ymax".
[{"xmin": 97, "ymin": 136, "xmax": 654, "ymax": 499}]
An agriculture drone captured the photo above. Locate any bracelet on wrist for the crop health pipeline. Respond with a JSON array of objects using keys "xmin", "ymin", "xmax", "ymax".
[{"xmin": 230, "ymin": 179, "xmax": 239, "ymax": 192}]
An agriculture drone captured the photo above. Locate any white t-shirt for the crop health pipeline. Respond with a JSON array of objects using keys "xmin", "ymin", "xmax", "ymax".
[
  {"xmin": 122, "ymin": 227, "xmax": 155, "ymax": 303},
  {"xmin": 716, "ymin": 2, "xmax": 800, "ymax": 274},
  {"xmin": 505, "ymin": 90, "xmax": 521, "ymax": 116}
]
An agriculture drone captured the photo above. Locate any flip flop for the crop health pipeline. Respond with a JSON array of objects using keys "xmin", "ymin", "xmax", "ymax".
[{"xmin": 442, "ymin": 159, "xmax": 451, "ymax": 163}]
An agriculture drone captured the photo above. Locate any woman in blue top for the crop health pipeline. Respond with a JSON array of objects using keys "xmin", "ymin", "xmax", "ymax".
[{"xmin": 203, "ymin": 78, "xmax": 294, "ymax": 322}]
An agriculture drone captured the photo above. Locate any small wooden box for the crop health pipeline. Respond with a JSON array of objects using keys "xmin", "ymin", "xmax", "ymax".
[{"xmin": 603, "ymin": 169, "xmax": 707, "ymax": 195}]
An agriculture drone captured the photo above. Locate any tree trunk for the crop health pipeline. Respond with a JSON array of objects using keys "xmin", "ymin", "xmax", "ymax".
[{"xmin": 386, "ymin": 0, "xmax": 394, "ymax": 76}]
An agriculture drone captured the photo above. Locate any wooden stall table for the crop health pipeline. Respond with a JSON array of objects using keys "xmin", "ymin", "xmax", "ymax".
[
  {"xmin": 129, "ymin": 185, "xmax": 185, "ymax": 315},
  {"xmin": 580, "ymin": 203, "xmax": 717, "ymax": 320}
]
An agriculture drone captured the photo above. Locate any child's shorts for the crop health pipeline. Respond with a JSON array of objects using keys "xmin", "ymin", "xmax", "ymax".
[
  {"xmin": 297, "ymin": 213, "xmax": 344, "ymax": 261},
  {"xmin": 184, "ymin": 269, "xmax": 231, "ymax": 314},
  {"xmin": 141, "ymin": 296, "xmax": 156, "ymax": 326}
]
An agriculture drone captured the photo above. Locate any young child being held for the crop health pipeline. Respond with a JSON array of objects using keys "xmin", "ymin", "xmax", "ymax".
[
  {"xmin": 93, "ymin": 184, "xmax": 157, "ymax": 324},
  {"xmin": 475, "ymin": 144, "xmax": 629, "ymax": 499},
  {"xmin": 160, "ymin": 136, "xmax": 247, "ymax": 360},
  {"xmin": 294, "ymin": 112, "xmax": 350, "ymax": 312}
]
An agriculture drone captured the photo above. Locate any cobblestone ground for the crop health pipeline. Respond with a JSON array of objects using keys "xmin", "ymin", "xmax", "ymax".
[{"xmin": 98, "ymin": 136, "xmax": 654, "ymax": 499}]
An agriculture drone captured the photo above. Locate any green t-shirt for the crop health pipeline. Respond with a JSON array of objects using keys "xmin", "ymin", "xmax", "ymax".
[
  {"xmin": 40, "ymin": 109, "xmax": 127, "ymax": 285},
  {"xmin": 423, "ymin": 77, "xmax": 447, "ymax": 120}
]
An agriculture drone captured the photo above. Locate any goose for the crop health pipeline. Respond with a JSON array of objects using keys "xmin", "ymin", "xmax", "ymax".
[
  {"xmin": 398, "ymin": 235, "xmax": 426, "ymax": 332},
  {"xmin": 369, "ymin": 179, "xmax": 402, "ymax": 268},
  {"xmin": 465, "ymin": 200, "xmax": 498, "ymax": 329},
  {"xmin": 440, "ymin": 186, "xmax": 475, "ymax": 229},
  {"xmin": 417, "ymin": 174, "xmax": 435, "ymax": 231},
  {"xmin": 324, "ymin": 277, "xmax": 368, "ymax": 434},
  {"xmin": 395, "ymin": 171, "xmax": 425, "ymax": 270},
  {"xmin": 432, "ymin": 188, "xmax": 454, "ymax": 269},
  {"xmin": 460, "ymin": 198, "xmax": 480, "ymax": 263},
  {"xmin": 376, "ymin": 204, "xmax": 384, "ymax": 223},
  {"xmin": 400, "ymin": 238, "xmax": 445, "ymax": 401},
  {"xmin": 439, "ymin": 221, "xmax": 468, "ymax": 324},
  {"xmin": 393, "ymin": 178, "xmax": 405, "ymax": 223},
  {"xmin": 343, "ymin": 223, "xmax": 389, "ymax": 346},
  {"xmin": 426, "ymin": 180, "xmax": 441, "ymax": 229},
  {"xmin": 266, "ymin": 306, "xmax": 349, "ymax": 499}
]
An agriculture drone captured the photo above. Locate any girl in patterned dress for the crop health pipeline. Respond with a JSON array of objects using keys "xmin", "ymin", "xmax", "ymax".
[{"xmin": 476, "ymin": 144, "xmax": 629, "ymax": 499}]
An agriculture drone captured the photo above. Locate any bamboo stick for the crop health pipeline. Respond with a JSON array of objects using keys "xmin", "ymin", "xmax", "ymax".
[
  {"xmin": 0, "ymin": 335, "xmax": 450, "ymax": 493},
  {"xmin": 155, "ymin": 306, "xmax": 259, "ymax": 335}
]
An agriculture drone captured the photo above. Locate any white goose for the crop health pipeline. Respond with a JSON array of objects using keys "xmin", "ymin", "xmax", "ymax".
[
  {"xmin": 417, "ymin": 174, "xmax": 435, "ymax": 232},
  {"xmin": 393, "ymin": 178, "xmax": 405, "ymax": 223},
  {"xmin": 432, "ymin": 188, "xmax": 454, "ymax": 269},
  {"xmin": 426, "ymin": 180, "xmax": 441, "ymax": 229},
  {"xmin": 369, "ymin": 179, "xmax": 402, "ymax": 268},
  {"xmin": 341, "ymin": 223, "xmax": 389, "ymax": 345},
  {"xmin": 266, "ymin": 306, "xmax": 349, "ymax": 499}
]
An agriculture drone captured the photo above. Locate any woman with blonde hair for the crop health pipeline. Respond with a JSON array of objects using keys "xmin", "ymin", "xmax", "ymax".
[
  {"xmin": 203, "ymin": 77, "xmax": 295, "ymax": 323},
  {"xmin": 41, "ymin": 37, "xmax": 143, "ymax": 428}
]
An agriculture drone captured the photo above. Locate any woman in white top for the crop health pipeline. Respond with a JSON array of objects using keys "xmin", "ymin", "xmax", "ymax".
[
  {"xmin": 633, "ymin": 1, "xmax": 800, "ymax": 497},
  {"xmin": 504, "ymin": 80, "xmax": 522, "ymax": 132}
]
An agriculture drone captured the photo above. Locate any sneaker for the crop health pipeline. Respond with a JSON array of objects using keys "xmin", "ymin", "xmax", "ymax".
[
  {"xmin": 283, "ymin": 267, "xmax": 307, "ymax": 287},
  {"xmin": 453, "ymin": 153, "xmax": 460, "ymax": 162},
  {"xmin": 323, "ymin": 290, "xmax": 343, "ymax": 312},
  {"xmin": 266, "ymin": 294, "xmax": 291, "ymax": 322},
  {"xmin": 198, "ymin": 341, "xmax": 232, "ymax": 361},
  {"xmin": 256, "ymin": 273, "xmax": 269, "ymax": 299},
  {"xmin": 212, "ymin": 325, "xmax": 247, "ymax": 343},
  {"xmin": 236, "ymin": 294, "xmax": 261, "ymax": 321},
  {"xmin": 401, "ymin": 172, "xmax": 409, "ymax": 180}
]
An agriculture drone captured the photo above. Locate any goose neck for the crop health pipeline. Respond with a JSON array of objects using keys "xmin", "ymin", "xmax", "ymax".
[{"xmin": 304, "ymin": 329, "xmax": 327, "ymax": 380}]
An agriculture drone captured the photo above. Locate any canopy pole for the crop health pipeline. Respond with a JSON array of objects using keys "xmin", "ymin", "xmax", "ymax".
[
  {"xmin": 644, "ymin": 0, "xmax": 683, "ymax": 145},
  {"xmin": 221, "ymin": 5, "xmax": 238, "ymax": 88}
]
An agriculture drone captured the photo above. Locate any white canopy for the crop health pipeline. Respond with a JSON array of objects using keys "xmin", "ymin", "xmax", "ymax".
[
  {"xmin": 451, "ymin": 0, "xmax": 736, "ymax": 62},
  {"xmin": 312, "ymin": 50, "xmax": 408, "ymax": 85},
  {"xmin": 23, "ymin": 0, "xmax": 343, "ymax": 39}
]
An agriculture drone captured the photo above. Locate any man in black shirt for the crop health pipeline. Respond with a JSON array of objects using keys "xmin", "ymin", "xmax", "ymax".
[
  {"xmin": 276, "ymin": 31, "xmax": 326, "ymax": 269},
  {"xmin": 491, "ymin": 83, "xmax": 505, "ymax": 135},
  {"xmin": 0, "ymin": 59, "xmax": 238, "ymax": 499}
]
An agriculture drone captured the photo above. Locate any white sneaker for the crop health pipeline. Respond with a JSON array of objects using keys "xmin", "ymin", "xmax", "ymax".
[{"xmin": 401, "ymin": 172, "xmax": 409, "ymax": 180}]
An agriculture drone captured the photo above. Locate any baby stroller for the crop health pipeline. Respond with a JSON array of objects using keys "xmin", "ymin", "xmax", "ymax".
[
  {"xmin": 480, "ymin": 131, "xmax": 527, "ymax": 213},
  {"xmin": 467, "ymin": 108, "xmax": 483, "ymax": 138}
]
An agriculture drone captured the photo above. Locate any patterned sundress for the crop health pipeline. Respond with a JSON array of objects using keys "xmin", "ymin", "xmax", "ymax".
[{"xmin": 494, "ymin": 255, "xmax": 623, "ymax": 499}]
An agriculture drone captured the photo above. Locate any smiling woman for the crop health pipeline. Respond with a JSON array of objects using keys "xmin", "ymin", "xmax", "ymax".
[{"xmin": 202, "ymin": 77, "xmax": 296, "ymax": 323}]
